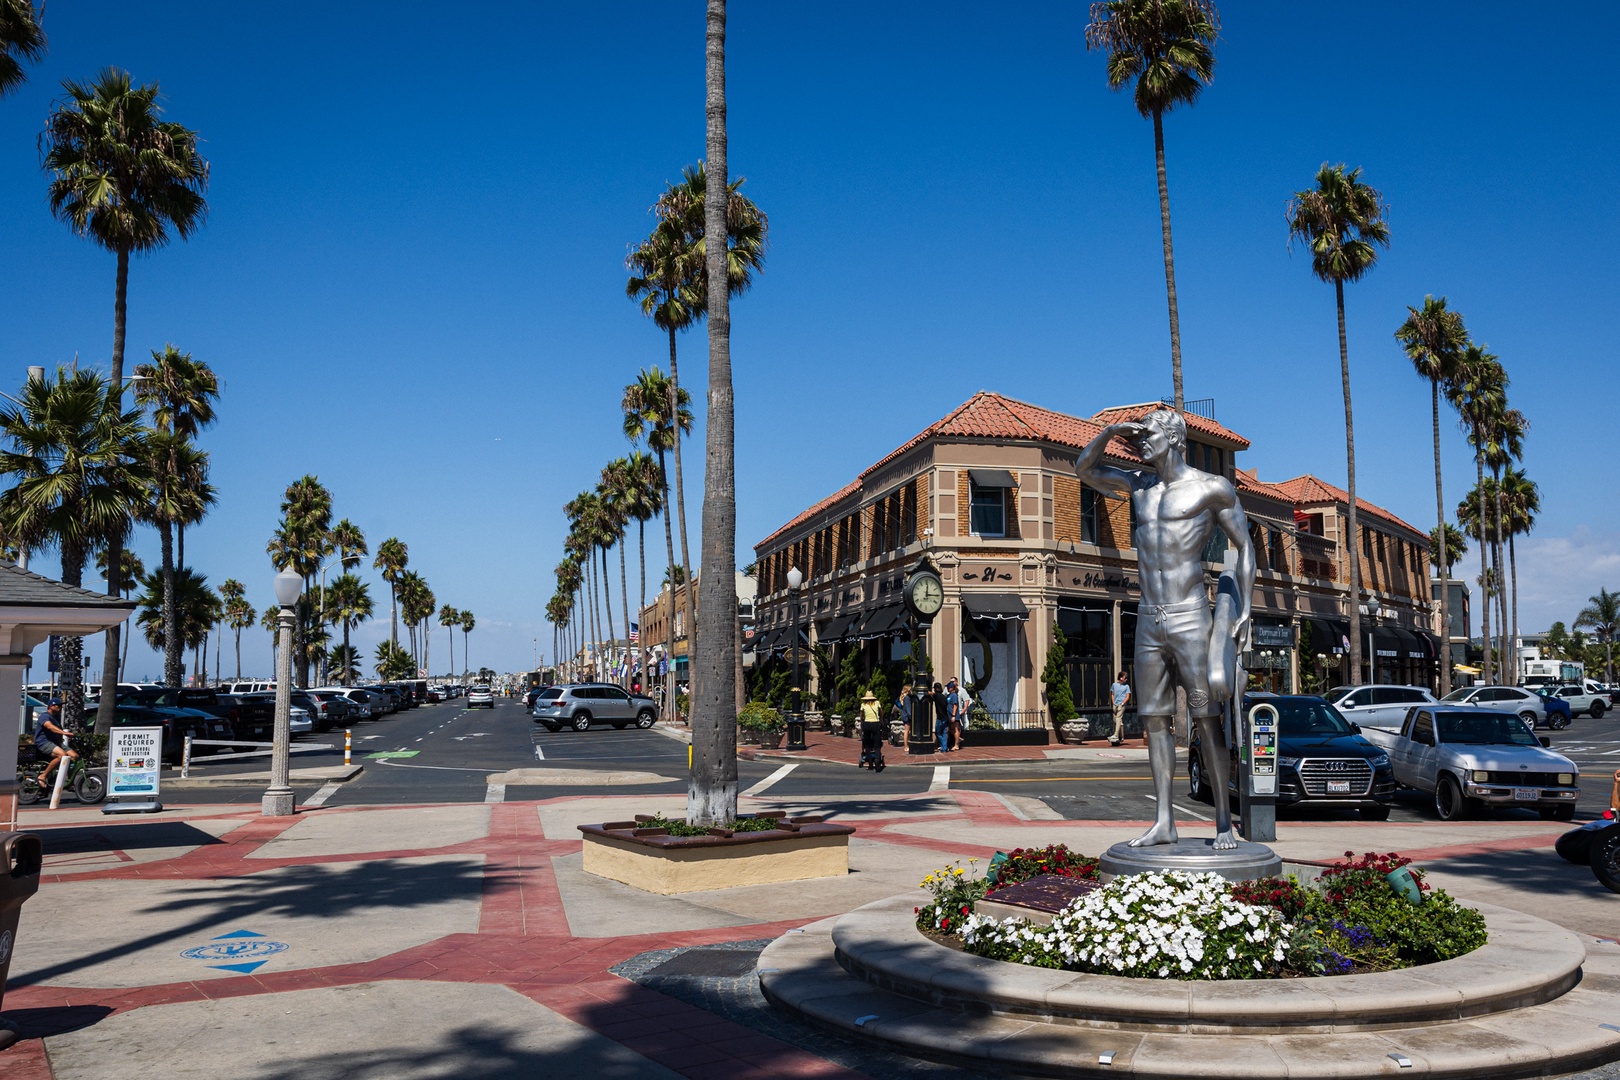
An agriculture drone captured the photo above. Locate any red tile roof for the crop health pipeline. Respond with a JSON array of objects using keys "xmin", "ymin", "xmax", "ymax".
[
  {"xmin": 1090, "ymin": 402, "xmax": 1251, "ymax": 450},
  {"xmin": 1235, "ymin": 468, "xmax": 1296, "ymax": 505},
  {"xmin": 1274, "ymin": 474, "xmax": 1424, "ymax": 537}
]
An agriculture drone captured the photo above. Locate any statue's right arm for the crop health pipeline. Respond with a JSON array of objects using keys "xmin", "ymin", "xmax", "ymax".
[{"xmin": 1075, "ymin": 423, "xmax": 1140, "ymax": 495}]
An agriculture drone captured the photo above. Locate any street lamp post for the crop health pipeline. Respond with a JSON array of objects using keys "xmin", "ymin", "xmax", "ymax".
[
  {"xmin": 786, "ymin": 567, "xmax": 806, "ymax": 751},
  {"xmin": 263, "ymin": 568, "xmax": 302, "ymax": 817},
  {"xmin": 1362, "ymin": 597, "xmax": 1382, "ymax": 684}
]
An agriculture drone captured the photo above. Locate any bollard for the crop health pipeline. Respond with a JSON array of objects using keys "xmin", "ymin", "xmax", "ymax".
[
  {"xmin": 345, "ymin": 729, "xmax": 352, "ymax": 766},
  {"xmin": 48, "ymin": 754, "xmax": 68, "ymax": 810},
  {"xmin": 182, "ymin": 735, "xmax": 193, "ymax": 779}
]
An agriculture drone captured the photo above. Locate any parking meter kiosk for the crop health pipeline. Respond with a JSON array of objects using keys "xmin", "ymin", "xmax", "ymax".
[{"xmin": 1239, "ymin": 702, "xmax": 1279, "ymax": 842}]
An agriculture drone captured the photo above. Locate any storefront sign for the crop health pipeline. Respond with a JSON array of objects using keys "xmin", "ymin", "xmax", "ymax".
[
  {"xmin": 108, "ymin": 727, "xmax": 163, "ymax": 798},
  {"xmin": 1074, "ymin": 572, "xmax": 1138, "ymax": 591},
  {"xmin": 1251, "ymin": 624, "xmax": 1295, "ymax": 648}
]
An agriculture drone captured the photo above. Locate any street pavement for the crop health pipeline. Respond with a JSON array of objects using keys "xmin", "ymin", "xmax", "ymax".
[{"xmin": 2, "ymin": 694, "xmax": 1617, "ymax": 1078}]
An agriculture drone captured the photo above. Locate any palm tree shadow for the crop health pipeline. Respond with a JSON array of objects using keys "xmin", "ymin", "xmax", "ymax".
[
  {"xmin": 35, "ymin": 820, "xmax": 225, "ymax": 856},
  {"xmin": 12, "ymin": 857, "xmax": 501, "ymax": 988}
]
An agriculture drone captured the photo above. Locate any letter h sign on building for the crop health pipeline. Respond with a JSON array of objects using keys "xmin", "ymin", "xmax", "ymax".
[{"xmin": 106, "ymin": 726, "xmax": 163, "ymax": 814}]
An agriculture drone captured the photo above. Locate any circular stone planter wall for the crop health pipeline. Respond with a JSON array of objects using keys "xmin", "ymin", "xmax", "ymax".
[{"xmin": 758, "ymin": 895, "xmax": 1620, "ymax": 1079}]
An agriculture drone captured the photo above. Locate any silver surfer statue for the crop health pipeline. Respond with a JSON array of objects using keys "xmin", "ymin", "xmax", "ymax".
[{"xmin": 1075, "ymin": 408, "xmax": 1255, "ymax": 849}]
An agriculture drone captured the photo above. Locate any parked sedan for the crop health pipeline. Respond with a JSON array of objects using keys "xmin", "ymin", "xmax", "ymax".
[
  {"xmin": 110, "ymin": 704, "xmax": 234, "ymax": 765},
  {"xmin": 1188, "ymin": 695, "xmax": 1396, "ymax": 820},
  {"xmin": 1441, "ymin": 685, "xmax": 1572, "ymax": 730},
  {"xmin": 532, "ymin": 684, "xmax": 659, "ymax": 731}
]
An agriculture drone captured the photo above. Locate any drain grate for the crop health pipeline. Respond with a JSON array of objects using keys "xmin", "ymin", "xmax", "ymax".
[{"xmin": 644, "ymin": 948, "xmax": 760, "ymax": 979}]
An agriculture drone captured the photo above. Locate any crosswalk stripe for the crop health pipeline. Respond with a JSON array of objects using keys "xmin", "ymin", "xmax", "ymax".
[
  {"xmin": 742, "ymin": 763, "xmax": 798, "ymax": 797},
  {"xmin": 484, "ymin": 783, "xmax": 506, "ymax": 804}
]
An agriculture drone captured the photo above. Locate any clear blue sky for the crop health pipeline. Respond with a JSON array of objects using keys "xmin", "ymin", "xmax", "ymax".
[{"xmin": 1, "ymin": 2, "xmax": 1613, "ymax": 680}]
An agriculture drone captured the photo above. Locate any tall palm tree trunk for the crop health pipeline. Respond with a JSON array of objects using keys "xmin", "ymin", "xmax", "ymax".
[
  {"xmin": 234, "ymin": 627, "xmax": 242, "ymax": 681},
  {"xmin": 1335, "ymin": 280, "xmax": 1364, "ymax": 686},
  {"xmin": 462, "ymin": 628, "xmax": 469, "ymax": 678},
  {"xmin": 600, "ymin": 545, "xmax": 618, "ymax": 685},
  {"xmin": 691, "ymin": 0, "xmax": 739, "ymax": 827},
  {"xmin": 619, "ymin": 539, "xmax": 631, "ymax": 688},
  {"xmin": 1491, "ymin": 477, "xmax": 1509, "ymax": 682},
  {"xmin": 1429, "ymin": 378, "xmax": 1451, "ymax": 695},
  {"xmin": 1509, "ymin": 531, "xmax": 1521, "ymax": 683},
  {"xmin": 161, "ymin": 522, "xmax": 182, "ymax": 687},
  {"xmin": 1475, "ymin": 450, "xmax": 1491, "ymax": 683},
  {"xmin": 342, "ymin": 621, "xmax": 352, "ymax": 685},
  {"xmin": 1152, "ymin": 110, "xmax": 1184, "ymax": 412},
  {"xmin": 423, "ymin": 621, "xmax": 430, "ymax": 681},
  {"xmin": 658, "ymin": 448, "xmax": 679, "ymax": 718},
  {"xmin": 667, "ymin": 325, "xmax": 698, "ymax": 673},
  {"xmin": 637, "ymin": 518, "xmax": 648, "ymax": 691},
  {"xmin": 95, "ymin": 247, "xmax": 133, "ymax": 735},
  {"xmin": 59, "ymin": 537, "xmax": 87, "ymax": 728},
  {"xmin": 390, "ymin": 585, "xmax": 399, "ymax": 649}
]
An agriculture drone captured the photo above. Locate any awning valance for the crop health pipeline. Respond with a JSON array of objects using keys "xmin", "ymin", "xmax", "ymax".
[
  {"xmin": 962, "ymin": 594, "xmax": 1030, "ymax": 622},
  {"xmin": 1305, "ymin": 617, "xmax": 1348, "ymax": 654},
  {"xmin": 967, "ymin": 468, "xmax": 1016, "ymax": 488},
  {"xmin": 854, "ymin": 604, "xmax": 906, "ymax": 640},
  {"xmin": 819, "ymin": 612, "xmax": 860, "ymax": 643}
]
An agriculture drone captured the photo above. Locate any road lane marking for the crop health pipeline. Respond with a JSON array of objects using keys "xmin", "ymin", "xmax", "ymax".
[
  {"xmin": 302, "ymin": 782, "xmax": 341, "ymax": 808},
  {"xmin": 533, "ymin": 744, "xmax": 545, "ymax": 761},
  {"xmin": 954, "ymin": 776, "xmax": 1154, "ymax": 784},
  {"xmin": 376, "ymin": 759, "xmax": 496, "ymax": 772},
  {"xmin": 930, "ymin": 766, "xmax": 951, "ymax": 791},
  {"xmin": 1143, "ymin": 793, "xmax": 1214, "ymax": 821},
  {"xmin": 485, "ymin": 783, "xmax": 506, "ymax": 803},
  {"xmin": 742, "ymin": 763, "xmax": 798, "ymax": 797}
]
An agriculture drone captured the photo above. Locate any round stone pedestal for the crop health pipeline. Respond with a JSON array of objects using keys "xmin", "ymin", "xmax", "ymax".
[{"xmin": 1099, "ymin": 837, "xmax": 1281, "ymax": 881}]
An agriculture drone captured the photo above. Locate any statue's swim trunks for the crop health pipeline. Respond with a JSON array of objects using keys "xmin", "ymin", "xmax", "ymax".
[{"xmin": 1134, "ymin": 598, "xmax": 1213, "ymax": 716}]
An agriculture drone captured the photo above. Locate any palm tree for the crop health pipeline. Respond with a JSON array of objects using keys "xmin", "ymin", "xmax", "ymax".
[
  {"xmin": 324, "ymin": 572, "xmax": 373, "ymax": 685},
  {"xmin": 1395, "ymin": 296, "xmax": 1468, "ymax": 693},
  {"xmin": 1447, "ymin": 347, "xmax": 1505, "ymax": 681},
  {"xmin": 1498, "ymin": 467, "xmax": 1539, "ymax": 677},
  {"xmin": 1575, "ymin": 589, "xmax": 1619, "ymax": 684},
  {"xmin": 222, "ymin": 581, "xmax": 255, "ymax": 681},
  {"xmin": 328, "ymin": 643, "xmax": 360, "ymax": 685},
  {"xmin": 261, "ymin": 604, "xmax": 279, "ymax": 672},
  {"xmin": 459, "ymin": 609, "xmax": 474, "ymax": 680},
  {"xmin": 1084, "ymin": 0, "xmax": 1219, "ymax": 411},
  {"xmin": 373, "ymin": 537, "xmax": 408, "ymax": 648},
  {"xmin": 438, "ymin": 604, "xmax": 460, "ymax": 680},
  {"xmin": 96, "ymin": 545, "xmax": 144, "ymax": 678},
  {"xmin": 266, "ymin": 475, "xmax": 332, "ymax": 687},
  {"xmin": 1483, "ymin": 407, "xmax": 1527, "ymax": 680},
  {"xmin": 374, "ymin": 640, "xmax": 411, "ymax": 681},
  {"xmin": 143, "ymin": 430, "xmax": 214, "ymax": 688},
  {"xmin": 405, "ymin": 576, "xmax": 436, "ymax": 676},
  {"xmin": 623, "ymin": 450, "xmax": 663, "ymax": 689},
  {"xmin": 134, "ymin": 566, "xmax": 215, "ymax": 659},
  {"xmin": 330, "ymin": 518, "xmax": 367, "ymax": 570},
  {"xmin": 1427, "ymin": 523, "xmax": 1467, "ymax": 579},
  {"xmin": 601, "ymin": 458, "xmax": 636, "ymax": 686},
  {"xmin": 1286, "ymin": 163, "xmax": 1389, "ymax": 687},
  {"xmin": 43, "ymin": 69, "xmax": 208, "ymax": 721},
  {"xmin": 0, "ymin": 367, "xmax": 148, "ymax": 728},
  {"xmin": 623, "ymin": 368, "xmax": 689, "ymax": 708},
  {"xmin": 0, "ymin": 0, "xmax": 45, "ymax": 98},
  {"xmin": 132, "ymin": 344, "xmax": 219, "ymax": 568}
]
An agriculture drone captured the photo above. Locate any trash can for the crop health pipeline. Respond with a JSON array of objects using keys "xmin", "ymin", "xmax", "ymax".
[{"xmin": 0, "ymin": 832, "xmax": 42, "ymax": 1050}]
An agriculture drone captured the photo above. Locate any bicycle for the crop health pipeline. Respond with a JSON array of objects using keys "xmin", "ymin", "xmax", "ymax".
[{"xmin": 17, "ymin": 742, "xmax": 106, "ymax": 805}]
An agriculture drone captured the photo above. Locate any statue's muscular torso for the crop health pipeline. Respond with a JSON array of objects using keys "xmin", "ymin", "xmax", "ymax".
[{"xmin": 1131, "ymin": 469, "xmax": 1236, "ymax": 610}]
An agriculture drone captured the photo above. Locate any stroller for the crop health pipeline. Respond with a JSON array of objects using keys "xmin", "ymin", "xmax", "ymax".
[{"xmin": 859, "ymin": 720, "xmax": 887, "ymax": 772}]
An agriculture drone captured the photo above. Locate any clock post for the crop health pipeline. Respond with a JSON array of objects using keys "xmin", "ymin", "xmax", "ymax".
[{"xmin": 902, "ymin": 558, "xmax": 944, "ymax": 756}]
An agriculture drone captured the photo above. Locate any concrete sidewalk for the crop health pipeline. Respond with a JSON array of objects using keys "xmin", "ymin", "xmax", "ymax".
[
  {"xmin": 655, "ymin": 721, "xmax": 1152, "ymax": 766},
  {"xmin": 2, "ymin": 790, "xmax": 1617, "ymax": 1079}
]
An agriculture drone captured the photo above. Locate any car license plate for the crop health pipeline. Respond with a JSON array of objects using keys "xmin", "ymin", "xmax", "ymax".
[
  {"xmin": 1513, "ymin": 787, "xmax": 1539, "ymax": 801},
  {"xmin": 1324, "ymin": 779, "xmax": 1349, "ymax": 794}
]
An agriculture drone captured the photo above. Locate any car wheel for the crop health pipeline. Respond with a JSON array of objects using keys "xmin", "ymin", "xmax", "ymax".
[
  {"xmin": 1592, "ymin": 826, "xmax": 1620, "ymax": 895},
  {"xmin": 636, "ymin": 711, "xmax": 656, "ymax": 729},
  {"xmin": 1187, "ymin": 752, "xmax": 1212, "ymax": 803},
  {"xmin": 1548, "ymin": 712, "xmax": 1570, "ymax": 731},
  {"xmin": 572, "ymin": 712, "xmax": 592, "ymax": 732},
  {"xmin": 75, "ymin": 769, "xmax": 107, "ymax": 804},
  {"xmin": 1591, "ymin": 701, "xmax": 1606, "ymax": 719},
  {"xmin": 1359, "ymin": 804, "xmax": 1391, "ymax": 821},
  {"xmin": 1435, "ymin": 775, "xmax": 1474, "ymax": 821},
  {"xmin": 543, "ymin": 723, "xmax": 560, "ymax": 732}
]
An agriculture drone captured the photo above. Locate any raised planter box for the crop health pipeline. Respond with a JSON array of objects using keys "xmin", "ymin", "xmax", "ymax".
[
  {"xmin": 961, "ymin": 728, "xmax": 1050, "ymax": 747},
  {"xmin": 579, "ymin": 815, "xmax": 855, "ymax": 895}
]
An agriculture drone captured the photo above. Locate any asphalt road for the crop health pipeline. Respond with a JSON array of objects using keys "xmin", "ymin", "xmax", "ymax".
[{"xmin": 161, "ymin": 695, "xmax": 1620, "ymax": 823}]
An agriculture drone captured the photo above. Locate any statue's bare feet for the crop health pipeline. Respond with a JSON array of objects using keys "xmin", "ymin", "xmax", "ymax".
[
  {"xmin": 1211, "ymin": 828, "xmax": 1239, "ymax": 850},
  {"xmin": 1128, "ymin": 822, "xmax": 1178, "ymax": 848}
]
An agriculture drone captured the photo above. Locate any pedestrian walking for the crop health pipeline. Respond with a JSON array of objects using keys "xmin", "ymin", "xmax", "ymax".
[
  {"xmin": 947, "ymin": 678, "xmax": 967, "ymax": 751},
  {"xmin": 859, "ymin": 690, "xmax": 886, "ymax": 771},
  {"xmin": 1109, "ymin": 671, "xmax": 1132, "ymax": 746},
  {"xmin": 931, "ymin": 681, "xmax": 950, "ymax": 753}
]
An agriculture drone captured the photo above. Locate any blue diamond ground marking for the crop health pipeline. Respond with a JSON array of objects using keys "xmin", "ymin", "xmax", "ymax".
[
  {"xmin": 181, "ymin": 937, "xmax": 289, "ymax": 973},
  {"xmin": 211, "ymin": 929, "xmax": 264, "ymax": 940},
  {"xmin": 209, "ymin": 960, "xmax": 270, "ymax": 974}
]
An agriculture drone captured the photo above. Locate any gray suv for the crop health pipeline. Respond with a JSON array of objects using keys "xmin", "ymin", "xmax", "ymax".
[{"xmin": 533, "ymin": 684, "xmax": 659, "ymax": 731}]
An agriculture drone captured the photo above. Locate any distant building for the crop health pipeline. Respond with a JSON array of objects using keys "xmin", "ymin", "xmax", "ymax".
[{"xmin": 637, "ymin": 570, "xmax": 756, "ymax": 688}]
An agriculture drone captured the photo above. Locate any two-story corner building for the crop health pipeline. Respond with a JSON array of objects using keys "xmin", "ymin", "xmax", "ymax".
[
  {"xmin": 636, "ymin": 570, "xmax": 757, "ymax": 690},
  {"xmin": 748, "ymin": 392, "xmax": 1440, "ymax": 735}
]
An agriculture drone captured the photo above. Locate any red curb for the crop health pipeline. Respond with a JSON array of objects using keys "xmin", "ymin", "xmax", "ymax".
[{"xmin": 0, "ymin": 1036, "xmax": 53, "ymax": 1079}]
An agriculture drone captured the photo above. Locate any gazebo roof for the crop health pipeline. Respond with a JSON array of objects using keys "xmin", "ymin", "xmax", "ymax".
[{"xmin": 0, "ymin": 561, "xmax": 137, "ymax": 611}]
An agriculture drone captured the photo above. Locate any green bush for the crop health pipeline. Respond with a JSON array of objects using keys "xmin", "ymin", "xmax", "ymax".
[
  {"xmin": 737, "ymin": 701, "xmax": 783, "ymax": 733},
  {"xmin": 916, "ymin": 859, "xmax": 990, "ymax": 935},
  {"xmin": 1303, "ymin": 851, "xmax": 1487, "ymax": 967},
  {"xmin": 1042, "ymin": 621, "xmax": 1078, "ymax": 723}
]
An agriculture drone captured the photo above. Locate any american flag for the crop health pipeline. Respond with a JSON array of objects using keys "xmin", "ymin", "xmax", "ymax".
[{"xmin": 628, "ymin": 623, "xmax": 639, "ymax": 643}]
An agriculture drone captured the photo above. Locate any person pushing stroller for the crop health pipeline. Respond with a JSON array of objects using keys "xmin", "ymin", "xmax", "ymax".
[{"xmin": 857, "ymin": 690, "xmax": 886, "ymax": 772}]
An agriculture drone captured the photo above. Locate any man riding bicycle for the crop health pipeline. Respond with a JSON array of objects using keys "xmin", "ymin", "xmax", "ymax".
[{"xmin": 34, "ymin": 698, "xmax": 77, "ymax": 789}]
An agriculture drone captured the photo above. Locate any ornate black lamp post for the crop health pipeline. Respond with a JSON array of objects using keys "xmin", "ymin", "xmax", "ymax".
[
  {"xmin": 786, "ymin": 566, "xmax": 806, "ymax": 750},
  {"xmin": 902, "ymin": 556, "xmax": 943, "ymax": 755}
]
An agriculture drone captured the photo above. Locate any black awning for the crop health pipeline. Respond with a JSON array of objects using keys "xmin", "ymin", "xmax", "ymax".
[
  {"xmin": 1415, "ymin": 629, "xmax": 1442, "ymax": 658},
  {"xmin": 1306, "ymin": 617, "xmax": 1348, "ymax": 654},
  {"xmin": 967, "ymin": 468, "xmax": 1016, "ymax": 488},
  {"xmin": 752, "ymin": 626, "xmax": 781, "ymax": 652},
  {"xmin": 821, "ymin": 612, "xmax": 859, "ymax": 643},
  {"xmin": 1391, "ymin": 626, "xmax": 1427, "ymax": 659},
  {"xmin": 1370, "ymin": 626, "xmax": 1408, "ymax": 659},
  {"xmin": 855, "ymin": 604, "xmax": 906, "ymax": 640},
  {"xmin": 962, "ymin": 594, "xmax": 1030, "ymax": 622}
]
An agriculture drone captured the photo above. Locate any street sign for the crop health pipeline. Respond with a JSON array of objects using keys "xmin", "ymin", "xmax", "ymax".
[
  {"xmin": 105, "ymin": 726, "xmax": 163, "ymax": 814},
  {"xmin": 47, "ymin": 635, "xmax": 60, "ymax": 673}
]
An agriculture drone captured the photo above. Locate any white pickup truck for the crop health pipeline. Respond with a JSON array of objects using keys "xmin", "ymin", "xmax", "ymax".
[
  {"xmin": 1357, "ymin": 704, "xmax": 1580, "ymax": 822},
  {"xmin": 1540, "ymin": 684, "xmax": 1609, "ymax": 719}
]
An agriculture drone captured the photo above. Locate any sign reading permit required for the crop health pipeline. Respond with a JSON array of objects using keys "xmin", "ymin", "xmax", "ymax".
[{"xmin": 105, "ymin": 726, "xmax": 163, "ymax": 814}]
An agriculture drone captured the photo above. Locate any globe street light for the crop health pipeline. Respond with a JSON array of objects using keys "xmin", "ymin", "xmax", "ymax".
[
  {"xmin": 785, "ymin": 567, "xmax": 806, "ymax": 750},
  {"xmin": 263, "ymin": 567, "xmax": 302, "ymax": 817}
]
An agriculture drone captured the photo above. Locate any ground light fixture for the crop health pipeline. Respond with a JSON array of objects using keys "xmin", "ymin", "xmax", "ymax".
[
  {"xmin": 263, "ymin": 567, "xmax": 303, "ymax": 817},
  {"xmin": 786, "ymin": 567, "xmax": 806, "ymax": 750}
]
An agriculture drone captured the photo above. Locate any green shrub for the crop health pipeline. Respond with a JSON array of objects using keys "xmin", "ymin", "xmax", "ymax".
[
  {"xmin": 915, "ymin": 859, "xmax": 989, "ymax": 935},
  {"xmin": 1304, "ymin": 851, "xmax": 1486, "ymax": 966},
  {"xmin": 737, "ymin": 701, "xmax": 784, "ymax": 733},
  {"xmin": 1042, "ymin": 621, "xmax": 1078, "ymax": 723}
]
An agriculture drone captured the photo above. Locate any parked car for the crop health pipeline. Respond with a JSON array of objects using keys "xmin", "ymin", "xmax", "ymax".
[
  {"xmin": 1322, "ymin": 685, "xmax": 1440, "ymax": 730},
  {"xmin": 226, "ymin": 681, "xmax": 272, "ymax": 695},
  {"xmin": 1359, "ymin": 704, "xmax": 1580, "ymax": 821},
  {"xmin": 359, "ymin": 684, "xmax": 403, "ymax": 714},
  {"xmin": 288, "ymin": 705, "xmax": 313, "ymax": 735},
  {"xmin": 532, "ymin": 684, "xmax": 659, "ymax": 731},
  {"xmin": 1540, "ymin": 684, "xmax": 1608, "ymax": 719},
  {"xmin": 426, "ymin": 685, "xmax": 445, "ymax": 703},
  {"xmin": 290, "ymin": 691, "xmax": 351, "ymax": 733},
  {"xmin": 119, "ymin": 687, "xmax": 273, "ymax": 744},
  {"xmin": 1187, "ymin": 695, "xmax": 1396, "ymax": 820},
  {"xmin": 467, "ymin": 685, "xmax": 494, "ymax": 708},
  {"xmin": 314, "ymin": 687, "xmax": 379, "ymax": 720},
  {"xmin": 110, "ymin": 703, "xmax": 234, "ymax": 765},
  {"xmin": 1441, "ymin": 684, "xmax": 1571, "ymax": 729}
]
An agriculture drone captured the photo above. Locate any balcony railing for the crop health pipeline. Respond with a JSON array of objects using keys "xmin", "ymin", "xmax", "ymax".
[{"xmin": 967, "ymin": 708, "xmax": 1046, "ymax": 731}]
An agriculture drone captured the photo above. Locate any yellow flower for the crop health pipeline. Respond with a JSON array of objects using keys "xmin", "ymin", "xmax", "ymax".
[{"xmin": 953, "ymin": 867, "xmax": 965, "ymax": 876}]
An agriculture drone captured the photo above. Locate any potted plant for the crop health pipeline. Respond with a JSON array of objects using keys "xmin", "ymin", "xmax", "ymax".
[{"xmin": 738, "ymin": 701, "xmax": 785, "ymax": 749}]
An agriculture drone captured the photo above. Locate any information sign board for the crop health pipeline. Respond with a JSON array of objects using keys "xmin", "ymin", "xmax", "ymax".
[{"xmin": 108, "ymin": 727, "xmax": 163, "ymax": 799}]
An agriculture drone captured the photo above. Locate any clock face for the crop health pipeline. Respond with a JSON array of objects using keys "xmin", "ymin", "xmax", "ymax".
[{"xmin": 908, "ymin": 573, "xmax": 944, "ymax": 616}]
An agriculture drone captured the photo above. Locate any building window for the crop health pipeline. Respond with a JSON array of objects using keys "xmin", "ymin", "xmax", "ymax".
[
  {"xmin": 1362, "ymin": 527, "xmax": 1372, "ymax": 560},
  {"xmin": 1269, "ymin": 529, "xmax": 1285, "ymax": 573},
  {"xmin": 1080, "ymin": 487, "xmax": 1099, "ymax": 545},
  {"xmin": 969, "ymin": 483, "xmax": 1005, "ymax": 537}
]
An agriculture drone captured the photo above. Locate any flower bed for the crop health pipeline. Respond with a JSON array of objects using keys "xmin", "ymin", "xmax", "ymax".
[{"xmin": 917, "ymin": 847, "xmax": 1487, "ymax": 981}]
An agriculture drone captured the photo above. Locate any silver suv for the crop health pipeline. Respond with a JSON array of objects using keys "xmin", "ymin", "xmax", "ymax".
[
  {"xmin": 1440, "ymin": 684, "xmax": 1556, "ymax": 727},
  {"xmin": 533, "ymin": 683, "xmax": 659, "ymax": 731},
  {"xmin": 1323, "ymin": 685, "xmax": 1439, "ymax": 730}
]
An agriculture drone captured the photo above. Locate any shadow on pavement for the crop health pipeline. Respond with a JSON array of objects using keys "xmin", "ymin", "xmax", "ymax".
[
  {"xmin": 1422, "ymin": 845, "xmax": 1612, "ymax": 901},
  {"xmin": 11, "ymin": 856, "xmax": 498, "ymax": 988},
  {"xmin": 2, "ymin": 1004, "xmax": 113, "ymax": 1039},
  {"xmin": 34, "ymin": 821, "xmax": 226, "ymax": 856}
]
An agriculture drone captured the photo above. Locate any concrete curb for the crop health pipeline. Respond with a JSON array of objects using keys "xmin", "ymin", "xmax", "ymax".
[{"xmin": 163, "ymin": 763, "xmax": 364, "ymax": 787}]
